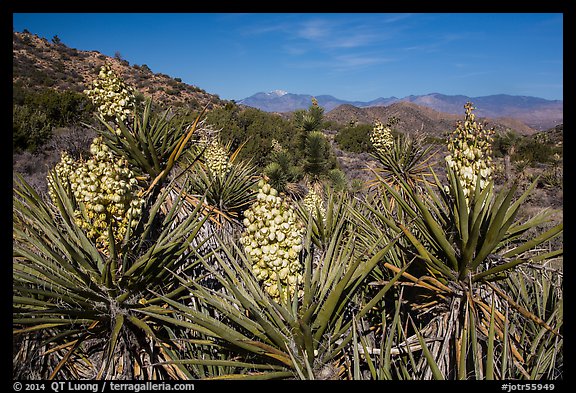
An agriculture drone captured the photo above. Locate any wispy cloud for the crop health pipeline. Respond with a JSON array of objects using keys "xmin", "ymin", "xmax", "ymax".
[
  {"xmin": 238, "ymin": 14, "xmax": 406, "ymax": 73},
  {"xmin": 293, "ymin": 17, "xmax": 395, "ymax": 50},
  {"xmin": 287, "ymin": 53, "xmax": 395, "ymax": 72},
  {"xmin": 241, "ymin": 14, "xmax": 402, "ymax": 52},
  {"xmin": 403, "ymin": 33, "xmax": 469, "ymax": 53}
]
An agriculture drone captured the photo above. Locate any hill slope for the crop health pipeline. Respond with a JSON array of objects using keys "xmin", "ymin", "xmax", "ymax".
[
  {"xmin": 325, "ymin": 102, "xmax": 536, "ymax": 136},
  {"xmin": 13, "ymin": 31, "xmax": 224, "ymax": 110}
]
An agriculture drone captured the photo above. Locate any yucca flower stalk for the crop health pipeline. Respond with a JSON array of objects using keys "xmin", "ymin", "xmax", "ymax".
[
  {"xmin": 84, "ymin": 66, "xmax": 207, "ymax": 197},
  {"xmin": 48, "ymin": 137, "xmax": 144, "ymax": 254},
  {"xmin": 445, "ymin": 102, "xmax": 494, "ymax": 206},
  {"xmin": 370, "ymin": 119, "xmax": 394, "ymax": 153},
  {"xmin": 84, "ymin": 64, "xmax": 136, "ymax": 127},
  {"xmin": 239, "ymin": 179, "xmax": 306, "ymax": 302},
  {"xmin": 302, "ymin": 183, "xmax": 326, "ymax": 220},
  {"xmin": 203, "ymin": 140, "xmax": 232, "ymax": 176}
]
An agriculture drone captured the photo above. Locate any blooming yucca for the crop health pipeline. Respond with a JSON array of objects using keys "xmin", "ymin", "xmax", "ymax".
[
  {"xmin": 203, "ymin": 140, "xmax": 232, "ymax": 177},
  {"xmin": 48, "ymin": 137, "xmax": 144, "ymax": 252},
  {"xmin": 303, "ymin": 186, "xmax": 326, "ymax": 219},
  {"xmin": 84, "ymin": 64, "xmax": 136, "ymax": 130},
  {"xmin": 445, "ymin": 102, "xmax": 494, "ymax": 205},
  {"xmin": 240, "ymin": 179, "xmax": 305, "ymax": 302},
  {"xmin": 47, "ymin": 151, "xmax": 76, "ymax": 201},
  {"xmin": 370, "ymin": 120, "xmax": 394, "ymax": 154}
]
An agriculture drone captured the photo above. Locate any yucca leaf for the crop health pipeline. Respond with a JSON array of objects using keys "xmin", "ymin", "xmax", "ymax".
[
  {"xmin": 458, "ymin": 300, "xmax": 469, "ymax": 380},
  {"xmin": 503, "ymin": 223, "xmax": 563, "ymax": 258},
  {"xmin": 313, "ymin": 233, "xmax": 399, "ymax": 342},
  {"xmin": 470, "ymin": 182, "xmax": 517, "ymax": 270},
  {"xmin": 160, "ymin": 358, "xmax": 286, "ymax": 370},
  {"xmin": 472, "ymin": 258, "xmax": 526, "ymax": 282}
]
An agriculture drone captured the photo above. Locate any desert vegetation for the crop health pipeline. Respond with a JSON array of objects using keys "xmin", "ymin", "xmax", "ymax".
[{"xmin": 13, "ymin": 64, "xmax": 562, "ymax": 381}]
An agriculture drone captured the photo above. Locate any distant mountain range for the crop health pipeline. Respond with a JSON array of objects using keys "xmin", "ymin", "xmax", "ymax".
[{"xmin": 239, "ymin": 91, "xmax": 563, "ymax": 131}]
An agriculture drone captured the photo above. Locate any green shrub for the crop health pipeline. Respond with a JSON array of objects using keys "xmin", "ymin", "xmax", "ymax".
[
  {"xmin": 335, "ymin": 124, "xmax": 373, "ymax": 153},
  {"xmin": 12, "ymin": 105, "xmax": 52, "ymax": 152},
  {"xmin": 513, "ymin": 138, "xmax": 558, "ymax": 165}
]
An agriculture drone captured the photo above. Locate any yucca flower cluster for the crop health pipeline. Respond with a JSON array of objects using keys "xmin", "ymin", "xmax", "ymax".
[
  {"xmin": 48, "ymin": 137, "xmax": 144, "ymax": 252},
  {"xmin": 303, "ymin": 186, "xmax": 326, "ymax": 219},
  {"xmin": 371, "ymin": 120, "xmax": 394, "ymax": 154},
  {"xmin": 84, "ymin": 64, "xmax": 136, "ymax": 129},
  {"xmin": 445, "ymin": 103, "xmax": 494, "ymax": 205},
  {"xmin": 203, "ymin": 140, "xmax": 232, "ymax": 177},
  {"xmin": 47, "ymin": 151, "xmax": 76, "ymax": 201},
  {"xmin": 240, "ymin": 179, "xmax": 305, "ymax": 302}
]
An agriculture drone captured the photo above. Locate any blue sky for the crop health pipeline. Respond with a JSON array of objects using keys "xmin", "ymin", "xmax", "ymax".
[{"xmin": 12, "ymin": 13, "xmax": 563, "ymax": 101}]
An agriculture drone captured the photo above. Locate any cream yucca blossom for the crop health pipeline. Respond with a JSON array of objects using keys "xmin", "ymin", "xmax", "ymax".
[
  {"xmin": 240, "ymin": 179, "xmax": 305, "ymax": 302},
  {"xmin": 48, "ymin": 137, "xmax": 144, "ymax": 253},
  {"xmin": 197, "ymin": 125, "xmax": 232, "ymax": 177},
  {"xmin": 203, "ymin": 140, "xmax": 232, "ymax": 176},
  {"xmin": 84, "ymin": 64, "xmax": 136, "ymax": 132},
  {"xmin": 445, "ymin": 102, "xmax": 494, "ymax": 206},
  {"xmin": 47, "ymin": 151, "xmax": 76, "ymax": 202},
  {"xmin": 303, "ymin": 186, "xmax": 326, "ymax": 219},
  {"xmin": 370, "ymin": 120, "xmax": 394, "ymax": 154}
]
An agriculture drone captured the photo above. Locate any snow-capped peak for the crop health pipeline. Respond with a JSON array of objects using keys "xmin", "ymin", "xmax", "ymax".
[{"xmin": 268, "ymin": 89, "xmax": 288, "ymax": 97}]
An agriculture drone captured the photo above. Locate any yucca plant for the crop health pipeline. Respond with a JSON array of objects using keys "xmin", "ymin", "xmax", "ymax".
[
  {"xmin": 369, "ymin": 119, "xmax": 439, "ymax": 200},
  {"xmin": 13, "ymin": 166, "xmax": 210, "ymax": 378},
  {"xmin": 13, "ymin": 65, "xmax": 215, "ymax": 379},
  {"xmin": 139, "ymin": 184, "xmax": 411, "ymax": 379},
  {"xmin": 361, "ymin": 104, "xmax": 563, "ymax": 379}
]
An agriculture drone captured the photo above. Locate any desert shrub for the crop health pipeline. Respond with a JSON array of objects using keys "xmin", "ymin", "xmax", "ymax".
[
  {"xmin": 13, "ymin": 105, "xmax": 52, "ymax": 152},
  {"xmin": 205, "ymin": 106, "xmax": 298, "ymax": 167},
  {"xmin": 335, "ymin": 123, "xmax": 373, "ymax": 153},
  {"xmin": 513, "ymin": 137, "xmax": 558, "ymax": 165}
]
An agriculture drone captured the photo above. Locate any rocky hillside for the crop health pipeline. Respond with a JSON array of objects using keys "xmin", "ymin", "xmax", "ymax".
[
  {"xmin": 325, "ymin": 102, "xmax": 537, "ymax": 136},
  {"xmin": 13, "ymin": 31, "xmax": 224, "ymax": 110}
]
